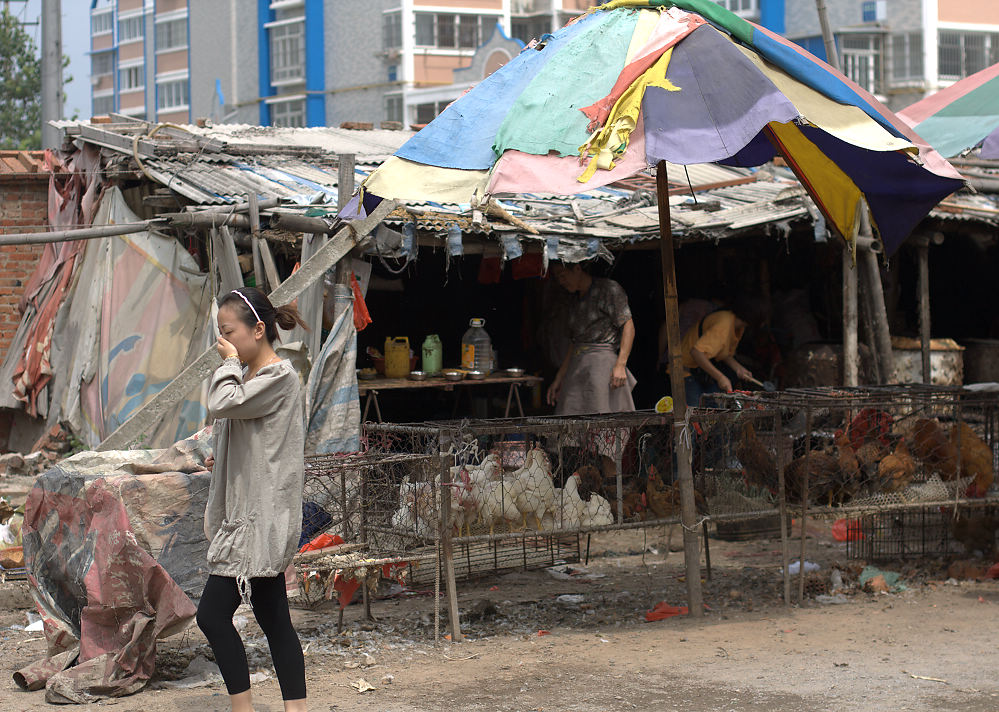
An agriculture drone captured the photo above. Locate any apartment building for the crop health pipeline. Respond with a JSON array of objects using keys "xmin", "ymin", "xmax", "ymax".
[
  {"xmin": 776, "ymin": 0, "xmax": 999, "ymax": 110},
  {"xmin": 90, "ymin": 0, "xmax": 194, "ymax": 123}
]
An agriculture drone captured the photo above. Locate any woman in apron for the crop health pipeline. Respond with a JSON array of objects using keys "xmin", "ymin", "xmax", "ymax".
[{"xmin": 546, "ymin": 262, "xmax": 636, "ymax": 414}]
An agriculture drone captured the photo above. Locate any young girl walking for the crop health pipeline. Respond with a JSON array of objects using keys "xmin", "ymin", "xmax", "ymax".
[{"xmin": 198, "ymin": 287, "xmax": 309, "ymax": 712}]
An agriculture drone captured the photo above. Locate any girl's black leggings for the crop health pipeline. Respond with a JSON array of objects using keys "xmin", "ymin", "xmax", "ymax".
[{"xmin": 196, "ymin": 574, "xmax": 306, "ymax": 700}]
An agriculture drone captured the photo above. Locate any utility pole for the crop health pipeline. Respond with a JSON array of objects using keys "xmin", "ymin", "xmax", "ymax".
[
  {"xmin": 815, "ymin": 0, "xmax": 839, "ymax": 70},
  {"xmin": 41, "ymin": 0, "xmax": 62, "ymax": 149}
]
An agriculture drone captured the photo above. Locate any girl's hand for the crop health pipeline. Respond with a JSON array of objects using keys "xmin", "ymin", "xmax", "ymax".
[
  {"xmin": 610, "ymin": 363, "xmax": 628, "ymax": 389},
  {"xmin": 205, "ymin": 455, "xmax": 215, "ymax": 470},
  {"xmin": 716, "ymin": 375, "xmax": 733, "ymax": 393},
  {"xmin": 734, "ymin": 365, "xmax": 752, "ymax": 381},
  {"xmin": 216, "ymin": 337, "xmax": 239, "ymax": 360}
]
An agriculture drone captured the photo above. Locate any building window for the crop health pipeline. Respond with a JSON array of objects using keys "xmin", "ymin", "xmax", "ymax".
[
  {"xmin": 118, "ymin": 16, "xmax": 144, "ymax": 43},
  {"xmin": 938, "ymin": 31, "xmax": 999, "ymax": 81},
  {"xmin": 270, "ymin": 20, "xmax": 305, "ymax": 83},
  {"xmin": 839, "ymin": 33, "xmax": 883, "ymax": 94},
  {"xmin": 712, "ymin": 0, "xmax": 758, "ymax": 18},
  {"xmin": 91, "ymin": 10, "xmax": 112, "ymax": 36},
  {"xmin": 414, "ymin": 13, "xmax": 491, "ymax": 49},
  {"xmin": 383, "ymin": 11, "xmax": 401, "ymax": 50},
  {"xmin": 119, "ymin": 65, "xmax": 143, "ymax": 91},
  {"xmin": 270, "ymin": 98, "xmax": 305, "ymax": 127},
  {"xmin": 891, "ymin": 32, "xmax": 923, "ymax": 83},
  {"xmin": 511, "ymin": 16, "xmax": 549, "ymax": 44},
  {"xmin": 93, "ymin": 94, "xmax": 115, "ymax": 115},
  {"xmin": 91, "ymin": 51, "xmax": 114, "ymax": 77},
  {"xmin": 414, "ymin": 100, "xmax": 450, "ymax": 125},
  {"xmin": 157, "ymin": 79, "xmax": 189, "ymax": 110},
  {"xmin": 155, "ymin": 18, "xmax": 187, "ymax": 51},
  {"xmin": 385, "ymin": 94, "xmax": 402, "ymax": 124}
]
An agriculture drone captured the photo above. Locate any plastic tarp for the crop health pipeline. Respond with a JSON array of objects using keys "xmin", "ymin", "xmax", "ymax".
[{"xmin": 14, "ymin": 429, "xmax": 215, "ymax": 703}]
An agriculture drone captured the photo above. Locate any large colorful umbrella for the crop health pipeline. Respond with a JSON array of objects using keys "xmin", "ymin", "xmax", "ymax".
[
  {"xmin": 362, "ymin": 0, "xmax": 964, "ymax": 614},
  {"xmin": 899, "ymin": 62, "xmax": 999, "ymax": 159},
  {"xmin": 366, "ymin": 0, "xmax": 962, "ymax": 254}
]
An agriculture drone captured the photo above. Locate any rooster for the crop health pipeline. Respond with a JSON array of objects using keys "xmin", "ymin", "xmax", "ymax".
[{"xmin": 847, "ymin": 408, "xmax": 893, "ymax": 451}]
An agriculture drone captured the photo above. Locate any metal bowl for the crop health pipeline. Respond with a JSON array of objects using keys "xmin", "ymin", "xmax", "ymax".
[
  {"xmin": 408, "ymin": 370, "xmax": 427, "ymax": 381},
  {"xmin": 504, "ymin": 367, "xmax": 525, "ymax": 378},
  {"xmin": 442, "ymin": 370, "xmax": 465, "ymax": 382},
  {"xmin": 466, "ymin": 370, "xmax": 488, "ymax": 380}
]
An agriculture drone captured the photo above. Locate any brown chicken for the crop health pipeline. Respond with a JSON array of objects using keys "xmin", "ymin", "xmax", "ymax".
[
  {"xmin": 735, "ymin": 421, "xmax": 778, "ymax": 493},
  {"xmin": 645, "ymin": 473, "xmax": 707, "ymax": 519},
  {"xmin": 831, "ymin": 429, "xmax": 861, "ymax": 503},
  {"xmin": 783, "ymin": 450, "xmax": 840, "ymax": 505},
  {"xmin": 910, "ymin": 418, "xmax": 959, "ymax": 480},
  {"xmin": 877, "ymin": 437, "xmax": 917, "ymax": 492},
  {"xmin": 950, "ymin": 422, "xmax": 995, "ymax": 497},
  {"xmin": 855, "ymin": 439, "xmax": 889, "ymax": 476}
]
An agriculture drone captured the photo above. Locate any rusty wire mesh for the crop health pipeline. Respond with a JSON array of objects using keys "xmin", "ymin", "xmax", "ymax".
[{"xmin": 297, "ymin": 451, "xmax": 442, "ymax": 615}]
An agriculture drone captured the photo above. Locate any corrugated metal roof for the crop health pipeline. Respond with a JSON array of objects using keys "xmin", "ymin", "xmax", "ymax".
[
  {"xmin": 0, "ymin": 150, "xmax": 47, "ymax": 176},
  {"xmin": 52, "ymin": 120, "xmax": 413, "ymax": 162}
]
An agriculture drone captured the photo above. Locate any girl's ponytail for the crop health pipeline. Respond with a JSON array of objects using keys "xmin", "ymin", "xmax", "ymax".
[{"xmin": 275, "ymin": 303, "xmax": 309, "ymax": 332}]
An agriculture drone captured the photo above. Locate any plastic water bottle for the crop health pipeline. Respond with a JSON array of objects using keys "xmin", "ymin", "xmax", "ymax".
[{"xmin": 461, "ymin": 318, "xmax": 494, "ymax": 372}]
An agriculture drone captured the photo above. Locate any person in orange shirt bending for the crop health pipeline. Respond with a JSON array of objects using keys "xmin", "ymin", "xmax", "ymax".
[{"xmin": 675, "ymin": 309, "xmax": 752, "ymax": 407}]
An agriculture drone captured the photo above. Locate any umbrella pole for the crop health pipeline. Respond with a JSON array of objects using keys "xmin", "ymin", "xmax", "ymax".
[{"xmin": 656, "ymin": 161, "xmax": 704, "ymax": 618}]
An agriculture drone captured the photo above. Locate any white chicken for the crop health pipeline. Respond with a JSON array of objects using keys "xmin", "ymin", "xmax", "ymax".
[
  {"xmin": 479, "ymin": 476, "xmax": 525, "ymax": 535},
  {"xmin": 447, "ymin": 467, "xmax": 478, "ymax": 538},
  {"xmin": 553, "ymin": 472, "xmax": 586, "ymax": 531},
  {"xmin": 582, "ymin": 491, "xmax": 613, "ymax": 528},
  {"xmin": 511, "ymin": 446, "xmax": 556, "ymax": 530}
]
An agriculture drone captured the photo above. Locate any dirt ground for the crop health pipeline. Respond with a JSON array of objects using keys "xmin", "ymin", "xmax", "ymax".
[{"xmin": 1, "ymin": 524, "xmax": 998, "ymax": 712}]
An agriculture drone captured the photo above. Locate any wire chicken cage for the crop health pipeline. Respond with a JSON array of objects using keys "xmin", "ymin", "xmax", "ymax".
[
  {"xmin": 703, "ymin": 385, "xmax": 999, "ymax": 597},
  {"xmin": 704, "ymin": 385, "xmax": 999, "ymax": 514}
]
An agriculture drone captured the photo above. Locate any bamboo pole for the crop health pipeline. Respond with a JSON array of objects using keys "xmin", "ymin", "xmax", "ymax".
[
  {"xmin": 0, "ymin": 221, "xmax": 156, "ymax": 245},
  {"xmin": 656, "ymin": 160, "xmax": 703, "ymax": 618}
]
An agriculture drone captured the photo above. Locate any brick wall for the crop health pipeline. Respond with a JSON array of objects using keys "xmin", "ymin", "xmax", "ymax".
[{"xmin": 0, "ymin": 178, "xmax": 48, "ymax": 359}]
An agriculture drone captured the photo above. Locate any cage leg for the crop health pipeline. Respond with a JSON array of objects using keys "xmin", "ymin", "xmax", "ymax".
[
  {"xmin": 585, "ymin": 533, "xmax": 592, "ymax": 566},
  {"xmin": 337, "ymin": 606, "xmax": 345, "ymax": 634},
  {"xmin": 362, "ymin": 584, "xmax": 376, "ymax": 622},
  {"xmin": 702, "ymin": 521, "xmax": 711, "ymax": 581}
]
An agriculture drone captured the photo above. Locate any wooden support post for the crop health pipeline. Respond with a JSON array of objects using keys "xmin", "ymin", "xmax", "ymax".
[
  {"xmin": 656, "ymin": 161, "xmax": 703, "ymax": 618},
  {"xmin": 98, "ymin": 199, "xmax": 397, "ymax": 450},
  {"xmin": 857, "ymin": 211, "xmax": 894, "ymax": 384},
  {"xmin": 842, "ymin": 243, "xmax": 859, "ymax": 386},
  {"xmin": 918, "ymin": 241, "xmax": 931, "ymax": 384},
  {"xmin": 296, "ymin": 233, "xmax": 326, "ymax": 359},
  {"xmin": 334, "ymin": 154, "xmax": 356, "ymax": 322},
  {"xmin": 212, "ymin": 226, "xmax": 243, "ymax": 293},
  {"xmin": 439, "ymin": 455, "xmax": 463, "ymax": 642},
  {"xmin": 257, "ymin": 236, "xmax": 282, "ymax": 294}
]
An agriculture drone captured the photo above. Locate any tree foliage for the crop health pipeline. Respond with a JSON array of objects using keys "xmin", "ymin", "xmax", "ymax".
[{"xmin": 0, "ymin": 8, "xmax": 42, "ymax": 150}]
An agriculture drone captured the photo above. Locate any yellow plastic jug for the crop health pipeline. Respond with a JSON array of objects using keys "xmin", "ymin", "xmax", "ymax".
[{"xmin": 384, "ymin": 337, "xmax": 411, "ymax": 378}]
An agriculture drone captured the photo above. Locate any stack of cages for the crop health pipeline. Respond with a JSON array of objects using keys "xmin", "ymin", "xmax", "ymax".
[
  {"xmin": 298, "ymin": 451, "xmax": 440, "ymax": 607},
  {"xmin": 704, "ymin": 385, "xmax": 999, "ymax": 561},
  {"xmin": 363, "ymin": 413, "xmax": 677, "ymax": 582}
]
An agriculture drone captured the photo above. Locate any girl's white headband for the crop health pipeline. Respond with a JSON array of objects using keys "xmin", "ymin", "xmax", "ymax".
[{"xmin": 231, "ymin": 290, "xmax": 262, "ymax": 324}]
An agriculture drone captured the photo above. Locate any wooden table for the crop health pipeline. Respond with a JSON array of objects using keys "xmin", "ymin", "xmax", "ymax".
[{"xmin": 358, "ymin": 374, "xmax": 543, "ymax": 422}]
